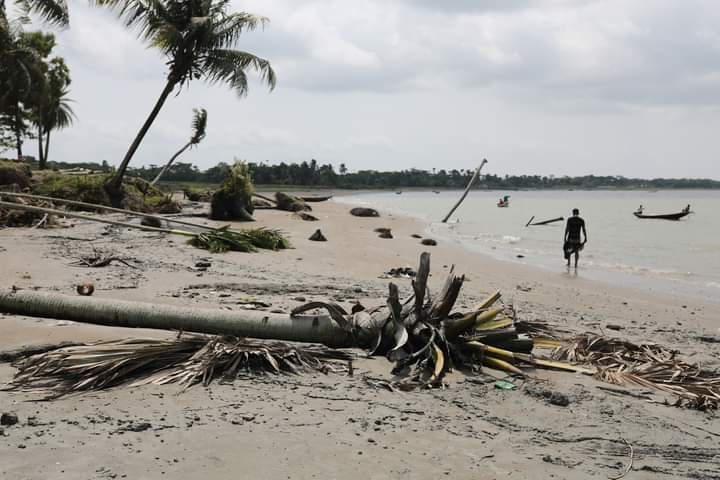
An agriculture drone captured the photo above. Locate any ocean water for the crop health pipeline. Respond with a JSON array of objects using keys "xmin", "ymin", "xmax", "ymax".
[{"xmin": 337, "ymin": 189, "xmax": 720, "ymax": 303}]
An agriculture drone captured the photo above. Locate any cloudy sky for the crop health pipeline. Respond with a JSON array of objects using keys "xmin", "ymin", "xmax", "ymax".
[{"xmin": 18, "ymin": 0, "xmax": 720, "ymax": 178}]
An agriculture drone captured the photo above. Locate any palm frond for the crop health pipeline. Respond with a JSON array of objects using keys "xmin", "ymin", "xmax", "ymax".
[
  {"xmin": 189, "ymin": 107, "xmax": 207, "ymax": 144},
  {"xmin": 16, "ymin": 0, "xmax": 69, "ymax": 27},
  {"xmin": 10, "ymin": 336, "xmax": 353, "ymax": 398},
  {"xmin": 202, "ymin": 48, "xmax": 276, "ymax": 95},
  {"xmin": 187, "ymin": 226, "xmax": 290, "ymax": 253}
]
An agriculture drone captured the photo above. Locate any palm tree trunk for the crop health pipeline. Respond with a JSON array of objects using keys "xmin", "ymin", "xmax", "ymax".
[
  {"xmin": 107, "ymin": 79, "xmax": 177, "ymax": 194},
  {"xmin": 150, "ymin": 141, "xmax": 192, "ymax": 186},
  {"xmin": 0, "ymin": 290, "xmax": 356, "ymax": 348},
  {"xmin": 14, "ymin": 105, "xmax": 23, "ymax": 160},
  {"xmin": 44, "ymin": 130, "xmax": 51, "ymax": 164},
  {"xmin": 37, "ymin": 124, "xmax": 45, "ymax": 169}
]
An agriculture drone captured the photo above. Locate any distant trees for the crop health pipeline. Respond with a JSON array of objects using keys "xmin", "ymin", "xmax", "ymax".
[{"xmin": 95, "ymin": 0, "xmax": 276, "ymax": 197}]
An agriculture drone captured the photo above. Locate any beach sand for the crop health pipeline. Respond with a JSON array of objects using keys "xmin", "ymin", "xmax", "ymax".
[{"xmin": 1, "ymin": 197, "xmax": 719, "ymax": 479}]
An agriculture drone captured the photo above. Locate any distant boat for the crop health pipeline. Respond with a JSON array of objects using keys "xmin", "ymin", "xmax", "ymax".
[
  {"xmin": 633, "ymin": 211, "xmax": 691, "ymax": 221},
  {"xmin": 497, "ymin": 194, "xmax": 510, "ymax": 208},
  {"xmin": 396, "ymin": 191, "xmax": 402, "ymax": 195},
  {"xmin": 300, "ymin": 195, "xmax": 333, "ymax": 202},
  {"xmin": 432, "ymin": 190, "xmax": 440, "ymax": 194}
]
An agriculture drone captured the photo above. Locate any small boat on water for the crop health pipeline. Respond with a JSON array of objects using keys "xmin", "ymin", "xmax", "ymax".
[
  {"xmin": 497, "ymin": 195, "xmax": 510, "ymax": 208},
  {"xmin": 634, "ymin": 211, "xmax": 691, "ymax": 220},
  {"xmin": 300, "ymin": 195, "xmax": 333, "ymax": 202}
]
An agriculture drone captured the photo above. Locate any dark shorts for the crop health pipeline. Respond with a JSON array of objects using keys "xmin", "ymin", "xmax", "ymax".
[{"xmin": 563, "ymin": 239, "xmax": 584, "ymax": 259}]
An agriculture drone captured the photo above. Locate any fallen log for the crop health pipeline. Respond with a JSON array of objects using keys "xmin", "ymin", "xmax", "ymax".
[
  {"xmin": 0, "ymin": 289, "xmax": 356, "ymax": 348},
  {"xmin": 0, "ymin": 191, "xmax": 216, "ymax": 233},
  {"xmin": 527, "ymin": 216, "xmax": 564, "ymax": 226}
]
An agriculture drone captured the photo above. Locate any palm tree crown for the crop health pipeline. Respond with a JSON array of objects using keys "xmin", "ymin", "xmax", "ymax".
[
  {"xmin": 96, "ymin": 0, "xmax": 276, "ymax": 95},
  {"xmin": 95, "ymin": 0, "xmax": 276, "ymax": 196},
  {"xmin": 189, "ymin": 107, "xmax": 207, "ymax": 145}
]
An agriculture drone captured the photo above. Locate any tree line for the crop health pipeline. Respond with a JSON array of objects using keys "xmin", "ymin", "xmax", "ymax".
[{"xmin": 17, "ymin": 157, "xmax": 719, "ymax": 189}]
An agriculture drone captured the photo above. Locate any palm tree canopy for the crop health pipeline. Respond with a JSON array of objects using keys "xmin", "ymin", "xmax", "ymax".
[
  {"xmin": 189, "ymin": 107, "xmax": 207, "ymax": 145},
  {"xmin": 94, "ymin": 0, "xmax": 276, "ymax": 95},
  {"xmin": 13, "ymin": 0, "xmax": 69, "ymax": 26}
]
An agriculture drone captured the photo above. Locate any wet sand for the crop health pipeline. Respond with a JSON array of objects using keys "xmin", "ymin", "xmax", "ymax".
[{"xmin": 1, "ymin": 197, "xmax": 719, "ymax": 479}]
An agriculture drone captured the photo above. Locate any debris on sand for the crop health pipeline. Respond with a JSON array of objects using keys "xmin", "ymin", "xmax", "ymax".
[
  {"xmin": 378, "ymin": 231, "xmax": 393, "ymax": 239},
  {"xmin": 350, "ymin": 207, "xmax": 379, "ymax": 217},
  {"xmin": 4, "ymin": 253, "xmax": 719, "ymax": 410},
  {"xmin": 309, "ymin": 229, "xmax": 327, "ymax": 241},
  {"xmin": 411, "ymin": 234, "xmax": 422, "ymax": 239},
  {"xmin": 1, "ymin": 412, "xmax": 19, "ymax": 426},
  {"xmin": 141, "ymin": 216, "xmax": 163, "ymax": 228},
  {"xmin": 293, "ymin": 212, "xmax": 319, "ymax": 221},
  {"xmin": 421, "ymin": 238, "xmax": 437, "ymax": 246},
  {"xmin": 275, "ymin": 192, "xmax": 311, "ymax": 212},
  {"xmin": 381, "ymin": 267, "xmax": 416, "ymax": 278},
  {"xmin": 76, "ymin": 283, "xmax": 95, "ymax": 296}
]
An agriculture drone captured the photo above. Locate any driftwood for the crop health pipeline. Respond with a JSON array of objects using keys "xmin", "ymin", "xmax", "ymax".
[
  {"xmin": 527, "ymin": 216, "xmax": 564, "ymax": 227},
  {"xmin": 441, "ymin": 159, "xmax": 488, "ymax": 223},
  {"xmin": 0, "ymin": 191, "xmax": 213, "ymax": 233}
]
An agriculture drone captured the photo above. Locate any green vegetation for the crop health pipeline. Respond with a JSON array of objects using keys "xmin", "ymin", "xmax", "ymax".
[
  {"xmin": 0, "ymin": 159, "xmax": 32, "ymax": 188},
  {"xmin": 209, "ymin": 161, "xmax": 254, "ymax": 220},
  {"xmin": 96, "ymin": 0, "xmax": 276, "ymax": 195},
  {"xmin": 188, "ymin": 226, "xmax": 290, "ymax": 253},
  {"xmin": 30, "ymin": 172, "xmax": 179, "ymax": 213}
]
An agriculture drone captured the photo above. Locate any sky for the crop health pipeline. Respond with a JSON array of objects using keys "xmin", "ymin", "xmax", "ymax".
[{"xmin": 15, "ymin": 0, "xmax": 720, "ymax": 178}]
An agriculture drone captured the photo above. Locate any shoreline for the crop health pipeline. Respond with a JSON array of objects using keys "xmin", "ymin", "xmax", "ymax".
[
  {"xmin": 334, "ymin": 190, "xmax": 720, "ymax": 306},
  {"xmin": 1, "ymin": 196, "xmax": 719, "ymax": 479}
]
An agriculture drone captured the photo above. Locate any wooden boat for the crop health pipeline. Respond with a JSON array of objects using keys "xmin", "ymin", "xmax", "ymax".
[
  {"xmin": 299, "ymin": 195, "xmax": 333, "ymax": 202},
  {"xmin": 633, "ymin": 211, "xmax": 690, "ymax": 220},
  {"xmin": 497, "ymin": 195, "xmax": 510, "ymax": 208}
]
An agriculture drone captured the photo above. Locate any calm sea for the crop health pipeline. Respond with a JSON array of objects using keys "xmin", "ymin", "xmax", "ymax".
[{"xmin": 337, "ymin": 189, "xmax": 720, "ymax": 303}]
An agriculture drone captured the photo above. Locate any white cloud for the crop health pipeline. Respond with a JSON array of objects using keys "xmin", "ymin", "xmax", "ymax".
[{"xmin": 18, "ymin": 0, "xmax": 720, "ymax": 179}]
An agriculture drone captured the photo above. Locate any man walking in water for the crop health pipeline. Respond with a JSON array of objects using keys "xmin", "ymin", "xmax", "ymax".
[{"xmin": 564, "ymin": 208, "xmax": 587, "ymax": 268}]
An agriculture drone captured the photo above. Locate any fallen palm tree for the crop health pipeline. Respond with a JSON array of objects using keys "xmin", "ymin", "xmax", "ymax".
[
  {"xmin": 2, "ymin": 253, "xmax": 718, "ymax": 409},
  {"xmin": 0, "ymin": 200, "xmax": 289, "ymax": 253}
]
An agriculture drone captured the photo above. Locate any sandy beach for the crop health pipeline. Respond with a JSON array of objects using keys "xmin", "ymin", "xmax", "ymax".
[{"xmin": 1, "ymin": 197, "xmax": 719, "ymax": 479}]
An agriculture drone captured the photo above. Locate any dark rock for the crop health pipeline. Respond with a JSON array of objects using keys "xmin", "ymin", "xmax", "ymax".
[
  {"xmin": 411, "ymin": 234, "xmax": 422, "ymax": 239},
  {"xmin": 378, "ymin": 231, "xmax": 393, "ymax": 239},
  {"xmin": 420, "ymin": 238, "xmax": 437, "ymax": 246},
  {"xmin": 1, "ymin": 413, "xmax": 19, "ymax": 426},
  {"xmin": 308, "ymin": 229, "xmax": 327, "ymax": 242},
  {"xmin": 516, "ymin": 254, "xmax": 525, "ymax": 258},
  {"xmin": 140, "ymin": 216, "xmax": 163, "ymax": 228},
  {"xmin": 606, "ymin": 324, "xmax": 623, "ymax": 331},
  {"xmin": 374, "ymin": 228, "xmax": 391, "ymax": 234},
  {"xmin": 350, "ymin": 207, "xmax": 380, "ymax": 217},
  {"xmin": 524, "ymin": 385, "xmax": 570, "ymax": 407},
  {"xmin": 195, "ymin": 261, "xmax": 212, "ymax": 268},
  {"xmin": 293, "ymin": 296, "xmax": 306, "ymax": 302}
]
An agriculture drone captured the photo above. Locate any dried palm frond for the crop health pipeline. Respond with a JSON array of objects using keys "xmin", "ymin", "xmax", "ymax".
[
  {"xmin": 9, "ymin": 336, "xmax": 352, "ymax": 398},
  {"xmin": 553, "ymin": 334, "xmax": 720, "ymax": 409}
]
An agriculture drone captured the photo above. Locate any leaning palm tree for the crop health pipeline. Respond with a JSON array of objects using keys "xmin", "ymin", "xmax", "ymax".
[
  {"xmin": 94, "ymin": 0, "xmax": 276, "ymax": 198},
  {"xmin": 150, "ymin": 107, "xmax": 207, "ymax": 185}
]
